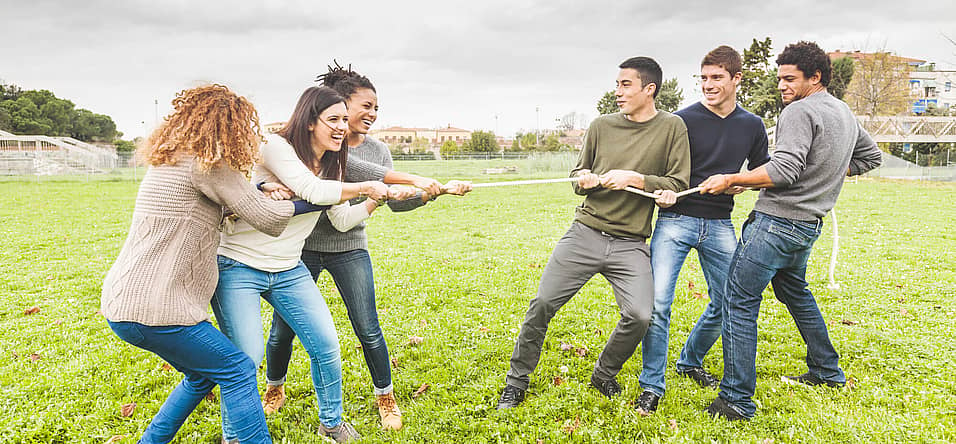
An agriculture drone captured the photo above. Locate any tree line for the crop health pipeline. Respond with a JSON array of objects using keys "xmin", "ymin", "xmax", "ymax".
[{"xmin": 0, "ymin": 82, "xmax": 120, "ymax": 142}]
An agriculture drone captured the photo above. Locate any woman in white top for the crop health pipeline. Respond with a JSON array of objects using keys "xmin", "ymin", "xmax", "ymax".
[{"xmin": 211, "ymin": 86, "xmax": 409, "ymax": 443}]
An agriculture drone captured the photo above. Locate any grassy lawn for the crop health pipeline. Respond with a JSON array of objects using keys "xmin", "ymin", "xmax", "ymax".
[{"xmin": 1, "ymin": 163, "xmax": 954, "ymax": 443}]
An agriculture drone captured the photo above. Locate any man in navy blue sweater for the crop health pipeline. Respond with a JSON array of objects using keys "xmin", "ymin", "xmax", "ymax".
[{"xmin": 634, "ymin": 46, "xmax": 770, "ymax": 415}]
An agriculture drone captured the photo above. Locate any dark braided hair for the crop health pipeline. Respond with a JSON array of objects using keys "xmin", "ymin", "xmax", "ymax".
[{"xmin": 316, "ymin": 60, "xmax": 376, "ymax": 99}]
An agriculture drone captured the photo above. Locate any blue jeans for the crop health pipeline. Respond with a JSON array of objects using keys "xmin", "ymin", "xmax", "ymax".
[
  {"xmin": 107, "ymin": 320, "xmax": 271, "ymax": 444},
  {"xmin": 719, "ymin": 211, "xmax": 845, "ymax": 417},
  {"xmin": 210, "ymin": 256, "xmax": 343, "ymax": 440},
  {"xmin": 640, "ymin": 212, "xmax": 737, "ymax": 396},
  {"xmin": 266, "ymin": 249, "xmax": 393, "ymax": 395}
]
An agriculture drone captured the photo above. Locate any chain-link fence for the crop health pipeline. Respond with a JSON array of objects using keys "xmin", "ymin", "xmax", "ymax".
[{"xmin": 866, "ymin": 152, "xmax": 956, "ymax": 181}]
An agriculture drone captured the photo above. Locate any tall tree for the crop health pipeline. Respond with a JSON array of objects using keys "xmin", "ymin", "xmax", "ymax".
[
  {"xmin": 739, "ymin": 37, "xmax": 782, "ymax": 126},
  {"xmin": 597, "ymin": 91, "xmax": 617, "ymax": 115},
  {"xmin": 654, "ymin": 78, "xmax": 683, "ymax": 112},
  {"xmin": 829, "ymin": 56, "xmax": 855, "ymax": 100},
  {"xmin": 844, "ymin": 51, "xmax": 914, "ymax": 116},
  {"xmin": 463, "ymin": 130, "xmax": 499, "ymax": 152}
]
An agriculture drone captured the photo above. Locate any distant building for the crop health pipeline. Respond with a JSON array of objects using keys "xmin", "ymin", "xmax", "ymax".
[
  {"xmin": 263, "ymin": 122, "xmax": 284, "ymax": 134},
  {"xmin": 370, "ymin": 125, "xmax": 471, "ymax": 145},
  {"xmin": 910, "ymin": 64, "xmax": 956, "ymax": 113}
]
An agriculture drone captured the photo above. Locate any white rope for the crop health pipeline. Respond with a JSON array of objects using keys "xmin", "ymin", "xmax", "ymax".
[
  {"xmin": 468, "ymin": 177, "xmax": 580, "ymax": 188},
  {"xmin": 827, "ymin": 207, "xmax": 840, "ymax": 290},
  {"xmin": 466, "ymin": 177, "xmax": 703, "ymax": 200},
  {"xmin": 624, "ymin": 186, "xmax": 702, "ymax": 199}
]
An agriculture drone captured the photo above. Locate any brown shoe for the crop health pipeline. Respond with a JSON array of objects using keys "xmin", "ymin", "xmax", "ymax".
[
  {"xmin": 376, "ymin": 392, "xmax": 403, "ymax": 430},
  {"xmin": 262, "ymin": 384, "xmax": 285, "ymax": 415}
]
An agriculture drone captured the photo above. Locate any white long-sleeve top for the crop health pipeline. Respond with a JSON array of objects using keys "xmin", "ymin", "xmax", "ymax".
[{"xmin": 218, "ymin": 134, "xmax": 372, "ymax": 272}]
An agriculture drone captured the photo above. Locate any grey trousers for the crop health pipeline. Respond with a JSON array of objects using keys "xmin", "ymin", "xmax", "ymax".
[{"xmin": 506, "ymin": 221, "xmax": 654, "ymax": 390}]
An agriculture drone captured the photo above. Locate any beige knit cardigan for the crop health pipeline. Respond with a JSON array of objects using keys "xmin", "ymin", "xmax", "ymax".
[{"xmin": 101, "ymin": 157, "xmax": 295, "ymax": 326}]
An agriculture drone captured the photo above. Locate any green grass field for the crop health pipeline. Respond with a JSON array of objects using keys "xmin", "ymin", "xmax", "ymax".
[{"xmin": 1, "ymin": 162, "xmax": 954, "ymax": 443}]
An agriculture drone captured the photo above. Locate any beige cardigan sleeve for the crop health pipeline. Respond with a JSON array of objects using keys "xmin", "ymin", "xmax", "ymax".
[{"xmin": 192, "ymin": 162, "xmax": 295, "ymax": 237}]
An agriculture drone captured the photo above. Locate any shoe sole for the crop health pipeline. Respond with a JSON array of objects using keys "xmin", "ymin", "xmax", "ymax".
[{"xmin": 780, "ymin": 375, "xmax": 844, "ymax": 388}]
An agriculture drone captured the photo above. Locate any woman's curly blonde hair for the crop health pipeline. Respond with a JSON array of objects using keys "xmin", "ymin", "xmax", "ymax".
[{"xmin": 138, "ymin": 84, "xmax": 262, "ymax": 174}]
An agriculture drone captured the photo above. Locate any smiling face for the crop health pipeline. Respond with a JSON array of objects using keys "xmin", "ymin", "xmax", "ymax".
[
  {"xmin": 700, "ymin": 64, "xmax": 740, "ymax": 110},
  {"xmin": 309, "ymin": 101, "xmax": 348, "ymax": 152},
  {"xmin": 615, "ymin": 68, "xmax": 655, "ymax": 118},
  {"xmin": 345, "ymin": 87, "xmax": 378, "ymax": 136},
  {"xmin": 777, "ymin": 64, "xmax": 821, "ymax": 105}
]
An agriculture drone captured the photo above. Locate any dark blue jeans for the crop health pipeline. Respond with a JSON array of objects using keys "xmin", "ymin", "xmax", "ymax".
[
  {"xmin": 719, "ymin": 211, "xmax": 845, "ymax": 417},
  {"xmin": 266, "ymin": 249, "xmax": 393, "ymax": 394},
  {"xmin": 107, "ymin": 320, "xmax": 271, "ymax": 444}
]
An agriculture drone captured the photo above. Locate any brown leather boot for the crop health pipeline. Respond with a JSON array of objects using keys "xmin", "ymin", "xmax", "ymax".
[
  {"xmin": 261, "ymin": 384, "xmax": 285, "ymax": 415},
  {"xmin": 376, "ymin": 392, "xmax": 403, "ymax": 430}
]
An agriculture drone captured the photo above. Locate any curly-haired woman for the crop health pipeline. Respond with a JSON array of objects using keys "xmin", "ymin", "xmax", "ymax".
[{"xmin": 101, "ymin": 84, "xmax": 324, "ymax": 444}]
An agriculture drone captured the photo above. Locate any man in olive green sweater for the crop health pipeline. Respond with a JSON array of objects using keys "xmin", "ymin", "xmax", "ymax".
[{"xmin": 497, "ymin": 56, "xmax": 690, "ymax": 409}]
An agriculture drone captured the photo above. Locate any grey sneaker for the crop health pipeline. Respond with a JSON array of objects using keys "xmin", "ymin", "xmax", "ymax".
[{"xmin": 319, "ymin": 421, "xmax": 361, "ymax": 443}]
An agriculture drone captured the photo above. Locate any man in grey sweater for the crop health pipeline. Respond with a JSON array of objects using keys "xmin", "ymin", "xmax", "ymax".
[{"xmin": 698, "ymin": 41, "xmax": 882, "ymax": 420}]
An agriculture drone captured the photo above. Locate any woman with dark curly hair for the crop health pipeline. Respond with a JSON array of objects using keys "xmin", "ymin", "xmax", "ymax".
[{"xmin": 101, "ymin": 84, "xmax": 322, "ymax": 444}]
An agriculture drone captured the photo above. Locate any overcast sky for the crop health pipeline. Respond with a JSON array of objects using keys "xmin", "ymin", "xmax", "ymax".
[{"xmin": 2, "ymin": 0, "xmax": 954, "ymax": 139}]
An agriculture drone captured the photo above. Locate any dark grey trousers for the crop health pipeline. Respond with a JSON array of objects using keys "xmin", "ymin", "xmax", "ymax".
[{"xmin": 506, "ymin": 221, "xmax": 654, "ymax": 390}]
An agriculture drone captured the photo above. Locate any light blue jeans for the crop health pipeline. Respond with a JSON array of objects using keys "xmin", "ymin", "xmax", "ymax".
[
  {"xmin": 211, "ymin": 256, "xmax": 343, "ymax": 440},
  {"xmin": 639, "ymin": 211, "xmax": 737, "ymax": 396}
]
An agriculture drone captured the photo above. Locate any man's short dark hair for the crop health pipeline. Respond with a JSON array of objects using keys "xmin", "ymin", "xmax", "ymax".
[
  {"xmin": 619, "ymin": 56, "xmax": 663, "ymax": 98},
  {"xmin": 701, "ymin": 45, "xmax": 742, "ymax": 76},
  {"xmin": 776, "ymin": 41, "xmax": 831, "ymax": 87}
]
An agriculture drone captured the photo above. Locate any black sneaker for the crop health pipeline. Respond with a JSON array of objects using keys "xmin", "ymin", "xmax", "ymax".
[
  {"xmin": 496, "ymin": 384, "xmax": 526, "ymax": 409},
  {"xmin": 704, "ymin": 397, "xmax": 748, "ymax": 421},
  {"xmin": 781, "ymin": 372, "xmax": 845, "ymax": 388},
  {"xmin": 676, "ymin": 366, "xmax": 720, "ymax": 389},
  {"xmin": 590, "ymin": 374, "xmax": 622, "ymax": 399},
  {"xmin": 634, "ymin": 390, "xmax": 661, "ymax": 416}
]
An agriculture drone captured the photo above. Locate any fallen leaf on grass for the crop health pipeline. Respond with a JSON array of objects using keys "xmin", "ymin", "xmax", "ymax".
[
  {"xmin": 693, "ymin": 292, "xmax": 706, "ymax": 300},
  {"xmin": 46, "ymin": 275, "xmax": 55, "ymax": 280},
  {"xmin": 412, "ymin": 383, "xmax": 429, "ymax": 398},
  {"xmin": 552, "ymin": 376, "xmax": 564, "ymax": 386},
  {"xmin": 205, "ymin": 391, "xmax": 217, "ymax": 403},
  {"xmin": 840, "ymin": 319, "xmax": 857, "ymax": 326},
  {"xmin": 120, "ymin": 403, "xmax": 136, "ymax": 417},
  {"xmin": 900, "ymin": 308, "xmax": 910, "ymax": 317},
  {"xmin": 593, "ymin": 329, "xmax": 603, "ymax": 336},
  {"xmin": 478, "ymin": 326, "xmax": 490, "ymax": 333},
  {"xmin": 355, "ymin": 344, "xmax": 363, "ymax": 350},
  {"xmin": 897, "ymin": 297, "xmax": 906, "ymax": 303},
  {"xmin": 562, "ymin": 417, "xmax": 581, "ymax": 434},
  {"xmin": 668, "ymin": 419, "xmax": 679, "ymax": 431},
  {"xmin": 11, "ymin": 352, "xmax": 18, "ymax": 360},
  {"xmin": 407, "ymin": 336, "xmax": 424, "ymax": 346},
  {"xmin": 762, "ymin": 439, "xmax": 775, "ymax": 444},
  {"xmin": 29, "ymin": 353, "xmax": 41, "ymax": 361},
  {"xmin": 536, "ymin": 440, "xmax": 544, "ymax": 444},
  {"xmin": 24, "ymin": 306, "xmax": 40, "ymax": 315},
  {"xmin": 419, "ymin": 319, "xmax": 428, "ymax": 327},
  {"xmin": 559, "ymin": 342, "xmax": 573, "ymax": 351},
  {"xmin": 575, "ymin": 346, "xmax": 589, "ymax": 357},
  {"xmin": 53, "ymin": 319, "xmax": 63, "ymax": 326},
  {"xmin": 688, "ymin": 280, "xmax": 695, "ymax": 290},
  {"xmin": 161, "ymin": 362, "xmax": 173, "ymax": 371},
  {"xmin": 846, "ymin": 377, "xmax": 856, "ymax": 390},
  {"xmin": 390, "ymin": 357, "xmax": 400, "ymax": 368},
  {"xmin": 103, "ymin": 435, "xmax": 125, "ymax": 444},
  {"xmin": 94, "ymin": 309, "xmax": 103, "ymax": 317}
]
